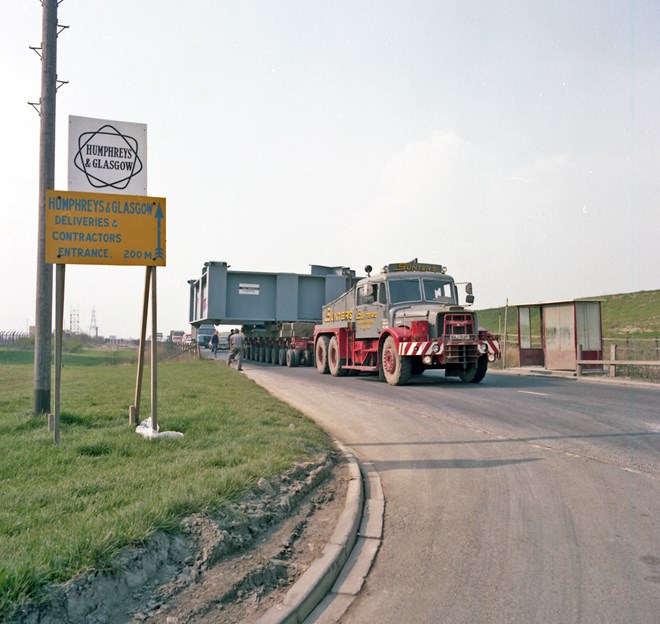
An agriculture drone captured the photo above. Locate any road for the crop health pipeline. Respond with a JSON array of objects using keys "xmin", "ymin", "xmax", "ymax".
[{"xmin": 238, "ymin": 360, "xmax": 660, "ymax": 624}]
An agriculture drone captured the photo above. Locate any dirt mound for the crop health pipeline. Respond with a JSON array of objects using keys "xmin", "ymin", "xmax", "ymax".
[{"xmin": 13, "ymin": 452, "xmax": 348, "ymax": 624}]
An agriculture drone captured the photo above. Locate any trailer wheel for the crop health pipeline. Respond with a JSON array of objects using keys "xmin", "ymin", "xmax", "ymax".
[
  {"xmin": 381, "ymin": 336, "xmax": 412, "ymax": 386},
  {"xmin": 315, "ymin": 336, "xmax": 330, "ymax": 374},
  {"xmin": 328, "ymin": 336, "xmax": 347, "ymax": 377},
  {"xmin": 278, "ymin": 348, "xmax": 287, "ymax": 366},
  {"xmin": 286, "ymin": 349, "xmax": 299, "ymax": 367},
  {"xmin": 470, "ymin": 356, "xmax": 488, "ymax": 383},
  {"xmin": 301, "ymin": 348, "xmax": 314, "ymax": 367}
]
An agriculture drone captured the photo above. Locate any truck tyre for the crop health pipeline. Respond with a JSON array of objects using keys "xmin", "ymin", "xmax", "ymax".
[
  {"xmin": 381, "ymin": 336, "xmax": 412, "ymax": 386},
  {"xmin": 328, "ymin": 336, "xmax": 347, "ymax": 377},
  {"xmin": 278, "ymin": 348, "xmax": 287, "ymax": 366},
  {"xmin": 286, "ymin": 349, "xmax": 299, "ymax": 367},
  {"xmin": 470, "ymin": 356, "xmax": 488, "ymax": 383},
  {"xmin": 316, "ymin": 336, "xmax": 330, "ymax": 374},
  {"xmin": 411, "ymin": 359, "xmax": 425, "ymax": 376},
  {"xmin": 459, "ymin": 361, "xmax": 478, "ymax": 382},
  {"xmin": 271, "ymin": 348, "xmax": 279, "ymax": 364}
]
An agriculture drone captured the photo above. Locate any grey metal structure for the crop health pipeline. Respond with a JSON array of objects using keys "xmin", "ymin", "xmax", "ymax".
[{"xmin": 188, "ymin": 261, "xmax": 356, "ymax": 326}]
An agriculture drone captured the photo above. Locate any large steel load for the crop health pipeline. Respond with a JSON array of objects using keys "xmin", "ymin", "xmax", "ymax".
[{"xmin": 188, "ymin": 260, "xmax": 500, "ymax": 385}]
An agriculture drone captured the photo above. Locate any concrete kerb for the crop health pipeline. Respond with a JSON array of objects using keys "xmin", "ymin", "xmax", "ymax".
[
  {"xmin": 496, "ymin": 366, "xmax": 660, "ymax": 389},
  {"xmin": 255, "ymin": 446, "xmax": 383, "ymax": 624}
]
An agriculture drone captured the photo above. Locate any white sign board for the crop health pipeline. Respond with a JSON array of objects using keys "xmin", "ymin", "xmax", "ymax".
[
  {"xmin": 69, "ymin": 115, "xmax": 147, "ymax": 195},
  {"xmin": 239, "ymin": 283, "xmax": 260, "ymax": 295}
]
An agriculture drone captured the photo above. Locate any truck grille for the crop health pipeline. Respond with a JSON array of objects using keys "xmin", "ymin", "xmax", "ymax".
[
  {"xmin": 440, "ymin": 312, "xmax": 478, "ymax": 363},
  {"xmin": 444, "ymin": 343, "xmax": 479, "ymax": 364}
]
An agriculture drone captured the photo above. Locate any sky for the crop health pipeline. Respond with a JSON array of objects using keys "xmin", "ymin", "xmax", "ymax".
[{"xmin": 2, "ymin": 0, "xmax": 659, "ymax": 339}]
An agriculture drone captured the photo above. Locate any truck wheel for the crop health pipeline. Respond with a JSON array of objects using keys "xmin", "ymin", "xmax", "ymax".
[
  {"xmin": 459, "ymin": 361, "xmax": 477, "ymax": 382},
  {"xmin": 471, "ymin": 356, "xmax": 488, "ymax": 383},
  {"xmin": 286, "ymin": 349, "xmax": 299, "ymax": 367},
  {"xmin": 328, "ymin": 336, "xmax": 347, "ymax": 377},
  {"xmin": 411, "ymin": 359, "xmax": 425, "ymax": 376},
  {"xmin": 381, "ymin": 336, "xmax": 412, "ymax": 385},
  {"xmin": 271, "ymin": 348, "xmax": 279, "ymax": 364},
  {"xmin": 316, "ymin": 336, "xmax": 330, "ymax": 374},
  {"xmin": 278, "ymin": 348, "xmax": 287, "ymax": 366}
]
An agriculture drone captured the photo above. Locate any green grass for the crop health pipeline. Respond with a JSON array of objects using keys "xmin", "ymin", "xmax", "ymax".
[
  {"xmin": 0, "ymin": 354, "xmax": 332, "ymax": 620},
  {"xmin": 0, "ymin": 347, "xmax": 137, "ymax": 368}
]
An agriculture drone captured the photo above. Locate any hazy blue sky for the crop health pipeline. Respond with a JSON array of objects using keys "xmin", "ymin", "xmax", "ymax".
[{"xmin": 2, "ymin": 0, "xmax": 658, "ymax": 338}]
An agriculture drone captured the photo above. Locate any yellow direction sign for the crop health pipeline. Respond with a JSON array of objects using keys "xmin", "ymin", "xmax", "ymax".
[{"xmin": 45, "ymin": 190, "xmax": 166, "ymax": 266}]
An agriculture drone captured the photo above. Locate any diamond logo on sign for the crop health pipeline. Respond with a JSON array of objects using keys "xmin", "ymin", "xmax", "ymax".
[
  {"xmin": 73, "ymin": 124, "xmax": 144, "ymax": 190},
  {"xmin": 69, "ymin": 116, "xmax": 147, "ymax": 195}
]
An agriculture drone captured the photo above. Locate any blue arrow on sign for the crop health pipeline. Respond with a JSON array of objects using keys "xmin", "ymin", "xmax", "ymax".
[{"xmin": 154, "ymin": 203, "xmax": 164, "ymax": 260}]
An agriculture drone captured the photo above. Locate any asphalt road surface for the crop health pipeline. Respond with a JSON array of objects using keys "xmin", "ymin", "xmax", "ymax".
[{"xmin": 239, "ymin": 360, "xmax": 660, "ymax": 624}]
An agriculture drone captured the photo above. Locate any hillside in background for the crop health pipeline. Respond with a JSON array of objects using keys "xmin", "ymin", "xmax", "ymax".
[{"xmin": 476, "ymin": 289, "xmax": 660, "ymax": 339}]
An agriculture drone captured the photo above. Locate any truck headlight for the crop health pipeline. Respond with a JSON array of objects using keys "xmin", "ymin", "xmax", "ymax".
[
  {"xmin": 431, "ymin": 343, "xmax": 440, "ymax": 353},
  {"xmin": 478, "ymin": 343, "xmax": 488, "ymax": 354}
]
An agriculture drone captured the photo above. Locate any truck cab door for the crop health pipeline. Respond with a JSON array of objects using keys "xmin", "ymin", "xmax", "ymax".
[{"xmin": 355, "ymin": 282, "xmax": 386, "ymax": 340}]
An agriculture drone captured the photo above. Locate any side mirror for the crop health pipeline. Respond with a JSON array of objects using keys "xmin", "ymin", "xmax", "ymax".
[
  {"xmin": 465, "ymin": 294, "xmax": 475, "ymax": 305},
  {"xmin": 465, "ymin": 282, "xmax": 473, "ymax": 295}
]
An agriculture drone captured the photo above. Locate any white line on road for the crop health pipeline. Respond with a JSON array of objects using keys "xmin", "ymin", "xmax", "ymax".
[{"xmin": 517, "ymin": 390, "xmax": 549, "ymax": 396}]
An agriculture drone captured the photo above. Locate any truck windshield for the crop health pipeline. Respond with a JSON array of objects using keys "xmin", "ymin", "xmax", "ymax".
[
  {"xmin": 422, "ymin": 278, "xmax": 454, "ymax": 303},
  {"xmin": 388, "ymin": 279, "xmax": 422, "ymax": 303}
]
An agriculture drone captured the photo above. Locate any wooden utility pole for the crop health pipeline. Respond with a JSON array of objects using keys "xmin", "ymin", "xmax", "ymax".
[{"xmin": 34, "ymin": 0, "xmax": 58, "ymax": 415}]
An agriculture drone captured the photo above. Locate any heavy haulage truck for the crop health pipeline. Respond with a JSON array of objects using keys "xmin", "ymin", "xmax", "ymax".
[
  {"xmin": 312, "ymin": 261, "xmax": 500, "ymax": 385},
  {"xmin": 189, "ymin": 260, "xmax": 500, "ymax": 386}
]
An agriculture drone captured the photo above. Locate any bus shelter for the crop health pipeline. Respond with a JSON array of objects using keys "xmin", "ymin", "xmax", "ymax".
[{"xmin": 517, "ymin": 299, "xmax": 603, "ymax": 371}]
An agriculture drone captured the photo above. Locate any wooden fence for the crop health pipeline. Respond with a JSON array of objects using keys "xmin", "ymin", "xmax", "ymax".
[{"xmin": 576, "ymin": 344, "xmax": 660, "ymax": 379}]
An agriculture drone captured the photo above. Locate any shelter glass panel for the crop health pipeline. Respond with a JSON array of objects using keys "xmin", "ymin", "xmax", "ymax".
[{"xmin": 576, "ymin": 302, "xmax": 602, "ymax": 351}]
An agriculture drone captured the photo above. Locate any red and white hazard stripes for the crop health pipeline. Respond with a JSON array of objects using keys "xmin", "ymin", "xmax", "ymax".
[
  {"xmin": 486, "ymin": 339, "xmax": 501, "ymax": 356},
  {"xmin": 398, "ymin": 339, "xmax": 501, "ymax": 358},
  {"xmin": 398, "ymin": 341, "xmax": 444, "ymax": 357}
]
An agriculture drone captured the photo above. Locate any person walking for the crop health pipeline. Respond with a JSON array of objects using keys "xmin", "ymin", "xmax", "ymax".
[
  {"xmin": 210, "ymin": 332, "xmax": 219, "ymax": 357},
  {"xmin": 227, "ymin": 328, "xmax": 245, "ymax": 370}
]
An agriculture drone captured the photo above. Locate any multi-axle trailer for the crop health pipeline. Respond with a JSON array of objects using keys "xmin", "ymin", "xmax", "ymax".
[{"xmin": 189, "ymin": 260, "xmax": 500, "ymax": 386}]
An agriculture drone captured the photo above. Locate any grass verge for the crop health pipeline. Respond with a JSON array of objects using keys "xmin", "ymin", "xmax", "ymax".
[{"xmin": 0, "ymin": 352, "xmax": 332, "ymax": 620}]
